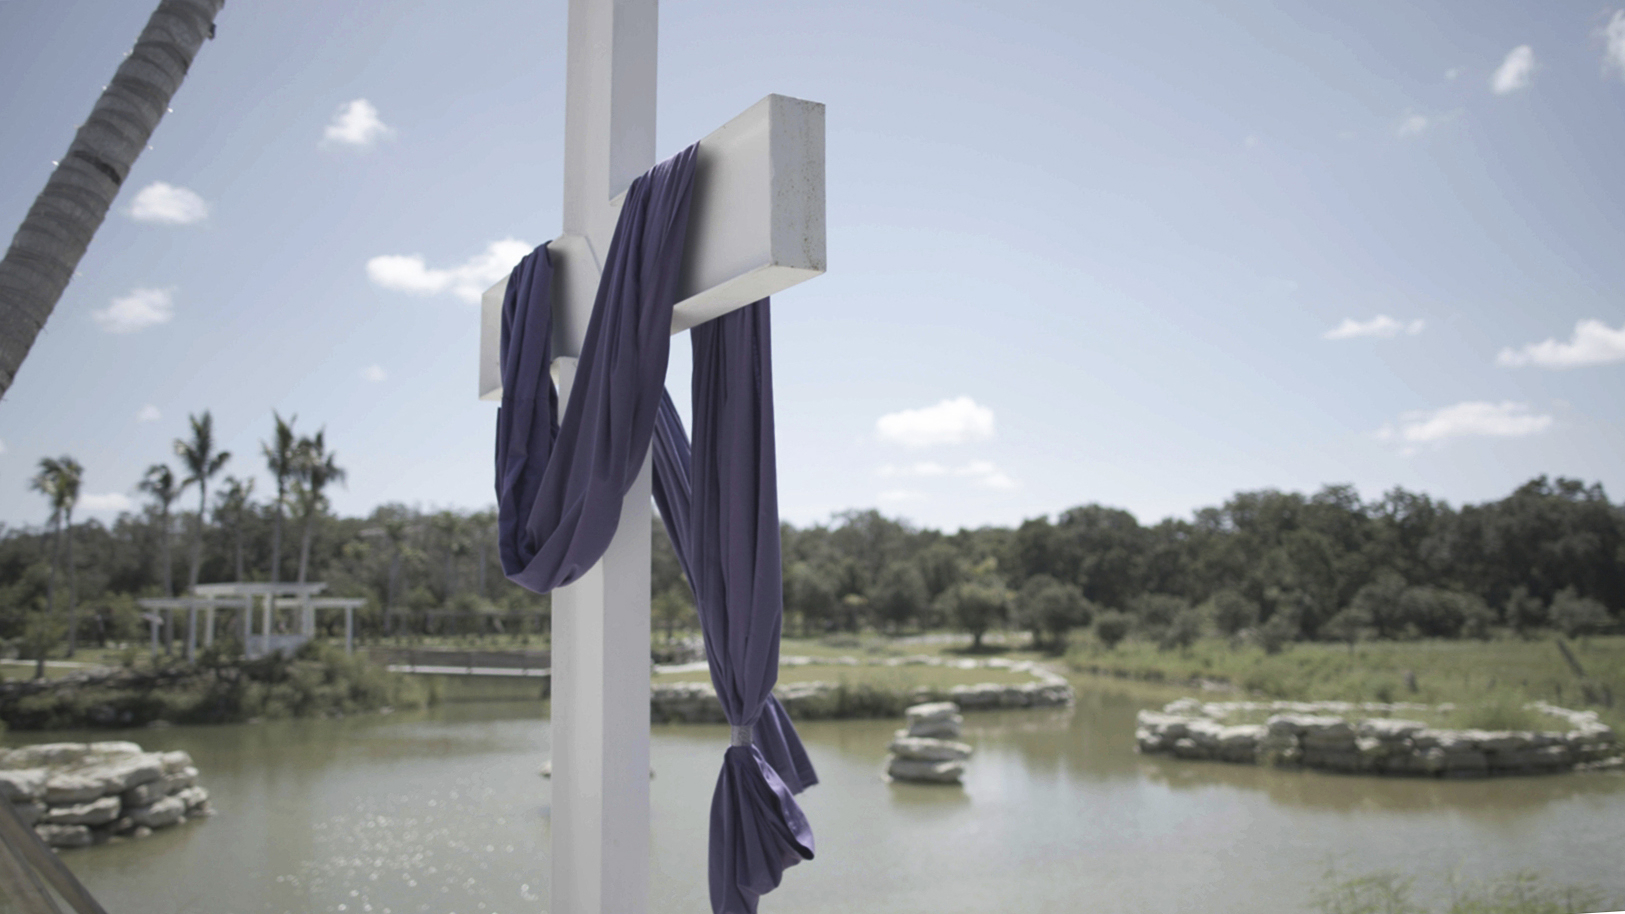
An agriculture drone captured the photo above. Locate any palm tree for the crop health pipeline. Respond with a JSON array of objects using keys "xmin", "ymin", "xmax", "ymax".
[
  {"xmin": 293, "ymin": 429, "xmax": 346, "ymax": 584},
  {"xmin": 0, "ymin": 0, "xmax": 225, "ymax": 398},
  {"xmin": 176, "ymin": 410, "xmax": 230, "ymax": 590},
  {"xmin": 29, "ymin": 456, "xmax": 82, "ymax": 666},
  {"xmin": 138, "ymin": 464, "xmax": 184, "ymax": 598},
  {"xmin": 261, "ymin": 411, "xmax": 297, "ymax": 583},
  {"xmin": 213, "ymin": 476, "xmax": 255, "ymax": 582}
]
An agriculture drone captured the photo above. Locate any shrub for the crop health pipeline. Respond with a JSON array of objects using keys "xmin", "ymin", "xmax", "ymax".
[
  {"xmin": 1209, "ymin": 590, "xmax": 1260, "ymax": 636},
  {"xmin": 1257, "ymin": 612, "xmax": 1298, "ymax": 655},
  {"xmin": 1094, "ymin": 611, "xmax": 1132, "ymax": 649},
  {"xmin": 1550, "ymin": 588, "xmax": 1612, "ymax": 640},
  {"xmin": 1158, "ymin": 608, "xmax": 1203, "ymax": 653}
]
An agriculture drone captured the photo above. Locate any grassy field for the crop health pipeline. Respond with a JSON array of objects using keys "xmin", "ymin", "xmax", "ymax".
[
  {"xmin": 1065, "ymin": 633, "xmax": 1625, "ymax": 731},
  {"xmin": 653, "ymin": 661, "xmax": 1041, "ymax": 689}
]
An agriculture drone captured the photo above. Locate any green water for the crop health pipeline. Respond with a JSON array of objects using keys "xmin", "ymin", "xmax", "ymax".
[{"xmin": 7, "ymin": 686, "xmax": 1624, "ymax": 914}]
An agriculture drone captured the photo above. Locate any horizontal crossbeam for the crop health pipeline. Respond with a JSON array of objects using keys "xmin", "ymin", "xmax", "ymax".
[{"xmin": 478, "ymin": 93, "xmax": 825, "ymax": 400}]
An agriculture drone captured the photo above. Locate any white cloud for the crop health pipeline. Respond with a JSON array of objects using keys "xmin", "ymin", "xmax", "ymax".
[
  {"xmin": 876, "ymin": 397, "xmax": 995, "ymax": 448},
  {"xmin": 1491, "ymin": 45, "xmax": 1536, "ymax": 94},
  {"xmin": 1496, "ymin": 319, "xmax": 1625, "ymax": 369},
  {"xmin": 1445, "ymin": 67, "xmax": 1461, "ymax": 81},
  {"xmin": 93, "ymin": 288, "xmax": 174, "ymax": 333},
  {"xmin": 1397, "ymin": 114, "xmax": 1429, "ymax": 137},
  {"xmin": 128, "ymin": 182, "xmax": 208, "ymax": 224},
  {"xmin": 1602, "ymin": 11, "xmax": 1625, "ymax": 79},
  {"xmin": 877, "ymin": 489, "xmax": 925, "ymax": 503},
  {"xmin": 0, "ymin": 439, "xmax": 7, "ymax": 455},
  {"xmin": 323, "ymin": 99, "xmax": 392, "ymax": 148},
  {"xmin": 361, "ymin": 364, "xmax": 388, "ymax": 382},
  {"xmin": 876, "ymin": 459, "xmax": 1017, "ymax": 490},
  {"xmin": 1377, "ymin": 401, "xmax": 1553, "ymax": 445},
  {"xmin": 136, "ymin": 404, "xmax": 161, "ymax": 422},
  {"xmin": 367, "ymin": 238, "xmax": 532, "ymax": 304},
  {"xmin": 1244, "ymin": 135, "xmax": 1260, "ymax": 149},
  {"xmin": 79, "ymin": 493, "xmax": 133, "ymax": 513},
  {"xmin": 1323, "ymin": 315, "xmax": 1425, "ymax": 340}
]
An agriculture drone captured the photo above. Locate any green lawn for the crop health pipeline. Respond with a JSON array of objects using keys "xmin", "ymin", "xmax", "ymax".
[
  {"xmin": 654, "ymin": 660, "xmax": 1042, "ymax": 689},
  {"xmin": 1065, "ymin": 634, "xmax": 1625, "ymax": 731}
]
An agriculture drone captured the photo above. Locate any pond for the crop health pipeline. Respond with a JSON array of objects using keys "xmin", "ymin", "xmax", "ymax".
[{"xmin": 7, "ymin": 684, "xmax": 1624, "ymax": 914}]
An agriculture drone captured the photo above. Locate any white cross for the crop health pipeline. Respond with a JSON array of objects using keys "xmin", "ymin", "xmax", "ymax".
[{"xmin": 475, "ymin": 2, "xmax": 825, "ymax": 912}]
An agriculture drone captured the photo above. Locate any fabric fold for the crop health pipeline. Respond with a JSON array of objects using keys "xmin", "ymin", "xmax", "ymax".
[{"xmin": 496, "ymin": 144, "xmax": 697, "ymax": 592}]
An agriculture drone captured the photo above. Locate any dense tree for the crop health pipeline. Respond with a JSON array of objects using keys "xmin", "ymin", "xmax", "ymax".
[
  {"xmin": 1014, "ymin": 574, "xmax": 1090, "ymax": 653},
  {"xmin": 213, "ymin": 476, "xmax": 254, "ymax": 582},
  {"xmin": 943, "ymin": 580, "xmax": 1009, "ymax": 650}
]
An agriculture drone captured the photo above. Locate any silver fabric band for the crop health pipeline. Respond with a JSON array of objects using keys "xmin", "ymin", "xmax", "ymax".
[{"xmin": 730, "ymin": 724, "xmax": 753, "ymax": 747}]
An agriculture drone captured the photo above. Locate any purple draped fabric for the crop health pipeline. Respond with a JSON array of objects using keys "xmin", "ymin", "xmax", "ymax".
[
  {"xmin": 652, "ymin": 391, "xmax": 818, "ymax": 796},
  {"xmin": 496, "ymin": 145, "xmax": 694, "ymax": 592},
  {"xmin": 495, "ymin": 144, "xmax": 814, "ymax": 914}
]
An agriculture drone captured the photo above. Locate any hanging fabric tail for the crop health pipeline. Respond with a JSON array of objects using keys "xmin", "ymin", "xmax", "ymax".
[
  {"xmin": 691, "ymin": 301, "xmax": 815, "ymax": 913},
  {"xmin": 652, "ymin": 391, "xmax": 819, "ymax": 796}
]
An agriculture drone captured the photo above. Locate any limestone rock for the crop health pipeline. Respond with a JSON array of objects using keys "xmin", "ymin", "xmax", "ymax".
[
  {"xmin": 44, "ymin": 773, "xmax": 106, "ymax": 805},
  {"xmin": 88, "ymin": 742, "xmax": 143, "ymax": 758},
  {"xmin": 886, "ymin": 756, "xmax": 965, "ymax": 784},
  {"xmin": 44, "ymin": 795, "xmax": 121, "ymax": 827},
  {"xmin": 162, "ymin": 766, "xmax": 199, "ymax": 793},
  {"xmin": 0, "ymin": 768, "xmax": 47, "ymax": 802},
  {"xmin": 175, "ymin": 786, "xmax": 209, "ymax": 811},
  {"xmin": 43, "ymin": 752, "xmax": 165, "ymax": 804},
  {"xmin": 127, "ymin": 796, "xmax": 186, "ymax": 829},
  {"xmin": 4, "ymin": 743, "xmax": 94, "ymax": 770},
  {"xmin": 159, "ymin": 751, "xmax": 195, "ymax": 775},
  {"xmin": 34, "ymin": 824, "xmax": 92, "ymax": 848},
  {"xmin": 889, "ymin": 737, "xmax": 973, "ymax": 762},
  {"xmin": 122, "ymin": 780, "xmax": 167, "ymax": 807},
  {"xmin": 904, "ymin": 701, "xmax": 963, "ymax": 739},
  {"xmin": 1357, "ymin": 719, "xmax": 1426, "ymax": 741}
]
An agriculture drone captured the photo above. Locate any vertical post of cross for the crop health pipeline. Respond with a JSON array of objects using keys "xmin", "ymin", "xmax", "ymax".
[{"xmin": 547, "ymin": 1, "xmax": 656, "ymax": 913}]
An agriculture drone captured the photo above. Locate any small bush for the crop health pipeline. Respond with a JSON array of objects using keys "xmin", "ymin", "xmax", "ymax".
[{"xmin": 1094, "ymin": 611, "xmax": 1132, "ymax": 650}]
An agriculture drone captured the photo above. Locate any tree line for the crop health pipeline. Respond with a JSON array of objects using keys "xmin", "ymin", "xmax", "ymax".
[
  {"xmin": 2, "ymin": 445, "xmax": 1622, "ymax": 659},
  {"xmin": 775, "ymin": 477, "xmax": 1624, "ymax": 653}
]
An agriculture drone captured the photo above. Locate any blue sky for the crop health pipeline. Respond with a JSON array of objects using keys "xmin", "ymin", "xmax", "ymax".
[{"xmin": 1, "ymin": 0, "xmax": 1622, "ymax": 533}]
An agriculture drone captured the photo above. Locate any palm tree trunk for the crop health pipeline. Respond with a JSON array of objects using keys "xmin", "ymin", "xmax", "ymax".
[
  {"xmin": 160, "ymin": 507, "xmax": 173, "ymax": 598},
  {"xmin": 0, "ymin": 0, "xmax": 225, "ymax": 397},
  {"xmin": 270, "ymin": 497, "xmax": 284, "ymax": 584},
  {"xmin": 65, "ymin": 509, "xmax": 78, "ymax": 657},
  {"xmin": 297, "ymin": 512, "xmax": 313, "ymax": 584},
  {"xmin": 46, "ymin": 515, "xmax": 60, "ymax": 617},
  {"xmin": 233, "ymin": 517, "xmax": 244, "ymax": 582},
  {"xmin": 188, "ymin": 481, "xmax": 206, "ymax": 590}
]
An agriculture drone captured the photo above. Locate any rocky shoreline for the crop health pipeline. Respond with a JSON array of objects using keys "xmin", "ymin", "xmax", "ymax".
[
  {"xmin": 651, "ymin": 656, "xmax": 1074, "ymax": 723},
  {"xmin": 0, "ymin": 741, "xmax": 210, "ymax": 848},
  {"xmin": 1136, "ymin": 699, "xmax": 1621, "ymax": 777}
]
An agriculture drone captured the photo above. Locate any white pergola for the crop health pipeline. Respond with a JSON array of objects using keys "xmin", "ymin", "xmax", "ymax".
[
  {"xmin": 139, "ymin": 582, "xmax": 366, "ymax": 659},
  {"xmin": 474, "ymin": 0, "xmax": 825, "ymax": 911}
]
